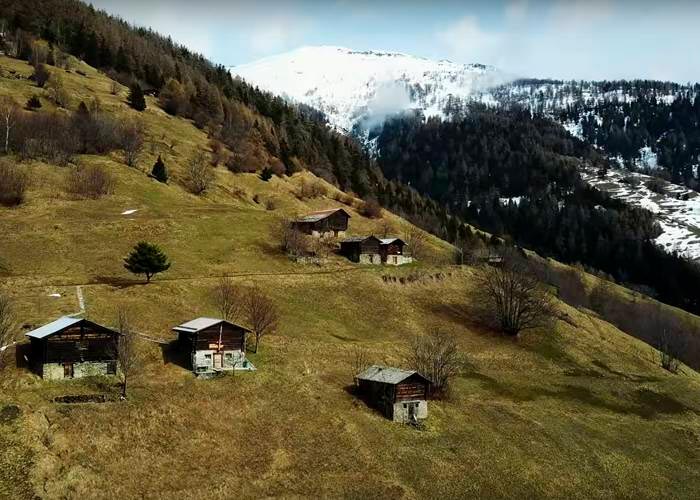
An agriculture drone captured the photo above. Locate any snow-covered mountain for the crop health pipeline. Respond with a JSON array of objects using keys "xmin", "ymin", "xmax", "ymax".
[{"xmin": 231, "ymin": 46, "xmax": 511, "ymax": 132}]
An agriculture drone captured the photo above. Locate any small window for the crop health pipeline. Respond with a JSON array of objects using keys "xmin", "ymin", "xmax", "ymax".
[
  {"xmin": 204, "ymin": 354, "xmax": 212, "ymax": 360},
  {"xmin": 225, "ymin": 353, "xmax": 233, "ymax": 359}
]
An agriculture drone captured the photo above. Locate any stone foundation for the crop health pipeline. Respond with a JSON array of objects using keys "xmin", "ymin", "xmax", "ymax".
[
  {"xmin": 42, "ymin": 361, "xmax": 116, "ymax": 380},
  {"xmin": 392, "ymin": 400, "xmax": 428, "ymax": 423}
]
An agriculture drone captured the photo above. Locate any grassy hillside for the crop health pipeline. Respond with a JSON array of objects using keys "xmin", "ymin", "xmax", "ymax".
[{"xmin": 1, "ymin": 55, "xmax": 700, "ymax": 499}]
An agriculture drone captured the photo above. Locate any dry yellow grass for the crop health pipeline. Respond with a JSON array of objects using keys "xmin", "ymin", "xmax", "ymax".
[{"xmin": 1, "ymin": 54, "xmax": 700, "ymax": 499}]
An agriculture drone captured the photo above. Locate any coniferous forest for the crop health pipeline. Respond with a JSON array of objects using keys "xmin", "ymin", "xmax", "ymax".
[{"xmin": 376, "ymin": 106, "xmax": 700, "ymax": 314}]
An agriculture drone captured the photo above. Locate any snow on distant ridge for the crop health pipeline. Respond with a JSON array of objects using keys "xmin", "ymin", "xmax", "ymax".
[{"xmin": 231, "ymin": 46, "xmax": 511, "ymax": 132}]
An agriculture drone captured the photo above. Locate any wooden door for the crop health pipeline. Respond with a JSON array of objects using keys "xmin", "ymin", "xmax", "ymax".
[
  {"xmin": 213, "ymin": 353, "xmax": 223, "ymax": 369},
  {"xmin": 63, "ymin": 363, "xmax": 74, "ymax": 379}
]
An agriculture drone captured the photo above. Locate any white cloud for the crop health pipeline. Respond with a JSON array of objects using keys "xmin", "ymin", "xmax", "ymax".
[
  {"xmin": 247, "ymin": 15, "xmax": 313, "ymax": 56},
  {"xmin": 435, "ymin": 0, "xmax": 700, "ymax": 82},
  {"xmin": 436, "ymin": 16, "xmax": 503, "ymax": 65}
]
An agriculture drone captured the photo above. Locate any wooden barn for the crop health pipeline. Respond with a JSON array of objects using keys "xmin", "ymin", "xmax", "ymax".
[
  {"xmin": 173, "ymin": 317, "xmax": 254, "ymax": 376},
  {"xmin": 379, "ymin": 238, "xmax": 413, "ymax": 265},
  {"xmin": 355, "ymin": 365, "xmax": 430, "ymax": 423},
  {"xmin": 340, "ymin": 236, "xmax": 381, "ymax": 264},
  {"xmin": 293, "ymin": 208, "xmax": 350, "ymax": 238},
  {"xmin": 26, "ymin": 316, "xmax": 120, "ymax": 380}
]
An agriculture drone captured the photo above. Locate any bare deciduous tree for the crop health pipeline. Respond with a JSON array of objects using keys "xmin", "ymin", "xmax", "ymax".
[
  {"xmin": 184, "ymin": 151, "xmax": 215, "ymax": 195},
  {"xmin": 0, "ymin": 96, "xmax": 19, "ymax": 154},
  {"xmin": 245, "ymin": 286, "xmax": 279, "ymax": 353},
  {"xmin": 278, "ymin": 218, "xmax": 309, "ymax": 258},
  {"xmin": 348, "ymin": 344, "xmax": 371, "ymax": 385},
  {"xmin": 116, "ymin": 307, "xmax": 138, "ymax": 399},
  {"xmin": 45, "ymin": 73, "xmax": 69, "ymax": 108},
  {"xmin": 212, "ymin": 277, "xmax": 244, "ymax": 323},
  {"xmin": 0, "ymin": 293, "xmax": 16, "ymax": 371},
  {"xmin": 472, "ymin": 249, "xmax": 555, "ymax": 337},
  {"xmin": 119, "ymin": 119, "xmax": 145, "ymax": 167},
  {"xmin": 406, "ymin": 330, "xmax": 461, "ymax": 398},
  {"xmin": 403, "ymin": 224, "xmax": 430, "ymax": 261}
]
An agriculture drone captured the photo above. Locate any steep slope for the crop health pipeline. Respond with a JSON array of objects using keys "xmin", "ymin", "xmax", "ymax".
[
  {"xmin": 232, "ymin": 46, "xmax": 508, "ymax": 133},
  {"xmin": 1, "ymin": 53, "xmax": 700, "ymax": 499}
]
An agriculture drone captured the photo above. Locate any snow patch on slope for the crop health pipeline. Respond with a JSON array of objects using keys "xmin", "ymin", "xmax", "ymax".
[{"xmin": 582, "ymin": 167, "xmax": 700, "ymax": 260}]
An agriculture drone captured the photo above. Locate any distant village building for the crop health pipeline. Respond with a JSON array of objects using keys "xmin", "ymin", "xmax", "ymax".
[
  {"xmin": 26, "ymin": 316, "xmax": 120, "ymax": 380},
  {"xmin": 355, "ymin": 365, "xmax": 430, "ymax": 423},
  {"xmin": 379, "ymin": 238, "xmax": 412, "ymax": 265},
  {"xmin": 173, "ymin": 317, "xmax": 254, "ymax": 376},
  {"xmin": 293, "ymin": 208, "xmax": 350, "ymax": 238},
  {"xmin": 340, "ymin": 236, "xmax": 381, "ymax": 264},
  {"xmin": 340, "ymin": 236, "xmax": 413, "ymax": 265}
]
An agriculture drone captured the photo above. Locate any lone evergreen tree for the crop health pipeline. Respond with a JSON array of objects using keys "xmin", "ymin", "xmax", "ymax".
[
  {"xmin": 151, "ymin": 155, "xmax": 168, "ymax": 183},
  {"xmin": 123, "ymin": 242, "xmax": 170, "ymax": 282},
  {"xmin": 127, "ymin": 82, "xmax": 146, "ymax": 111},
  {"xmin": 259, "ymin": 166, "xmax": 273, "ymax": 182}
]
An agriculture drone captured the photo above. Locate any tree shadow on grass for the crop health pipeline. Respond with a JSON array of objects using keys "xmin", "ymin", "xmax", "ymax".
[
  {"xmin": 90, "ymin": 275, "xmax": 148, "ymax": 289},
  {"xmin": 464, "ymin": 371, "xmax": 697, "ymax": 419}
]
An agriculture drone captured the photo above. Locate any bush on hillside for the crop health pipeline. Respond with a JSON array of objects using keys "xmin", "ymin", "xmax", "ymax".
[
  {"xmin": 259, "ymin": 166, "xmax": 273, "ymax": 182},
  {"xmin": 25, "ymin": 95, "xmax": 41, "ymax": 110},
  {"xmin": 0, "ymin": 160, "xmax": 30, "ymax": 206},
  {"xmin": 66, "ymin": 164, "xmax": 115, "ymax": 199},
  {"xmin": 359, "ymin": 198, "xmax": 382, "ymax": 218}
]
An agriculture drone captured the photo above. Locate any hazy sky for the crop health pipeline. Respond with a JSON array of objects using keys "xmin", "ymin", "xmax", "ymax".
[{"xmin": 90, "ymin": 0, "xmax": 700, "ymax": 82}]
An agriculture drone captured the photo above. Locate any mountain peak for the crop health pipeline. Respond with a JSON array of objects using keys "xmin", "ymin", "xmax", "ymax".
[{"xmin": 231, "ymin": 46, "xmax": 508, "ymax": 132}]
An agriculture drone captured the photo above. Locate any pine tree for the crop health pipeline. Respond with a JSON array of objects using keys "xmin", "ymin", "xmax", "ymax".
[
  {"xmin": 127, "ymin": 82, "xmax": 146, "ymax": 111},
  {"xmin": 259, "ymin": 166, "xmax": 273, "ymax": 182},
  {"xmin": 123, "ymin": 242, "xmax": 171, "ymax": 283},
  {"xmin": 151, "ymin": 155, "xmax": 168, "ymax": 183}
]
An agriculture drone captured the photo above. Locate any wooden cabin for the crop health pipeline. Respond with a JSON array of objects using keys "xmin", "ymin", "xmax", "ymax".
[
  {"xmin": 355, "ymin": 365, "xmax": 430, "ymax": 423},
  {"xmin": 379, "ymin": 238, "xmax": 413, "ymax": 265},
  {"xmin": 25, "ymin": 316, "xmax": 120, "ymax": 380},
  {"xmin": 340, "ymin": 236, "xmax": 381, "ymax": 264},
  {"xmin": 293, "ymin": 208, "xmax": 350, "ymax": 238},
  {"xmin": 173, "ymin": 317, "xmax": 254, "ymax": 376}
]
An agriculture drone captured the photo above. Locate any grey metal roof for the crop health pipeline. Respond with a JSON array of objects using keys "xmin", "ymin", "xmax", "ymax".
[
  {"xmin": 379, "ymin": 238, "xmax": 405, "ymax": 245},
  {"xmin": 173, "ymin": 317, "xmax": 251, "ymax": 333},
  {"xmin": 296, "ymin": 208, "xmax": 349, "ymax": 223},
  {"xmin": 355, "ymin": 365, "xmax": 427, "ymax": 385},
  {"xmin": 25, "ymin": 316, "xmax": 83, "ymax": 339},
  {"xmin": 341, "ymin": 236, "xmax": 367, "ymax": 243}
]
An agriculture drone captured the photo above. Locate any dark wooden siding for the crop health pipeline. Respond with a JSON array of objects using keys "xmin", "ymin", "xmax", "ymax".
[
  {"xmin": 394, "ymin": 380, "xmax": 427, "ymax": 401},
  {"xmin": 193, "ymin": 323, "xmax": 246, "ymax": 351},
  {"xmin": 360, "ymin": 238, "xmax": 380, "ymax": 254},
  {"xmin": 39, "ymin": 324, "xmax": 119, "ymax": 363}
]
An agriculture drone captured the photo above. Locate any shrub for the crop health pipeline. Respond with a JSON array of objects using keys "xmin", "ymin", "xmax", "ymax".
[
  {"xmin": 66, "ymin": 164, "xmax": 115, "ymax": 199},
  {"xmin": 264, "ymin": 198, "xmax": 278, "ymax": 211},
  {"xmin": 259, "ymin": 166, "xmax": 273, "ymax": 182},
  {"xmin": 297, "ymin": 178, "xmax": 327, "ymax": 200},
  {"xmin": 31, "ymin": 63, "xmax": 50, "ymax": 88},
  {"xmin": 359, "ymin": 198, "xmax": 382, "ymax": 218},
  {"xmin": 0, "ymin": 160, "xmax": 30, "ymax": 206},
  {"xmin": 26, "ymin": 96, "xmax": 42, "ymax": 110}
]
